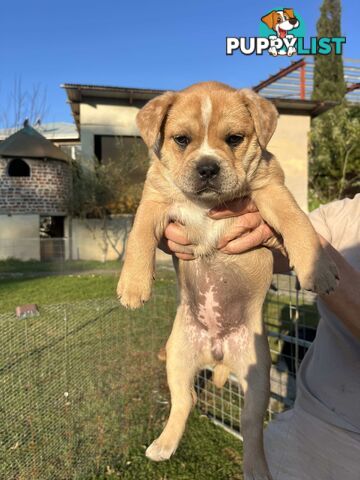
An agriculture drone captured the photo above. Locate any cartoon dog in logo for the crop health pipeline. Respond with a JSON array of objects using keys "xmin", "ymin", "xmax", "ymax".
[{"xmin": 261, "ymin": 8, "xmax": 299, "ymax": 56}]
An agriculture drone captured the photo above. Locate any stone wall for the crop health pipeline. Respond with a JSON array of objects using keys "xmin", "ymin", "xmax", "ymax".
[{"xmin": 0, "ymin": 158, "xmax": 71, "ymax": 215}]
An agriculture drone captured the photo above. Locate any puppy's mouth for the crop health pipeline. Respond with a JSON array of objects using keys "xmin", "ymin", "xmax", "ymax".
[
  {"xmin": 278, "ymin": 27, "xmax": 287, "ymax": 38},
  {"xmin": 196, "ymin": 186, "xmax": 221, "ymax": 196}
]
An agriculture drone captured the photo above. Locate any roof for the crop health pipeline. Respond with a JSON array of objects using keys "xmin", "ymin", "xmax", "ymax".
[
  {"xmin": 253, "ymin": 57, "xmax": 360, "ymax": 102},
  {"xmin": 62, "ymin": 82, "xmax": 335, "ymax": 130},
  {"xmin": 0, "ymin": 125, "xmax": 70, "ymax": 162},
  {"xmin": 62, "ymin": 83, "xmax": 165, "ymax": 129},
  {"xmin": 0, "ymin": 122, "xmax": 79, "ymax": 142}
]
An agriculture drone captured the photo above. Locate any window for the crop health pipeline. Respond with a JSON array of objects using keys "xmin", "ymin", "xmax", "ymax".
[{"xmin": 8, "ymin": 158, "xmax": 30, "ymax": 177}]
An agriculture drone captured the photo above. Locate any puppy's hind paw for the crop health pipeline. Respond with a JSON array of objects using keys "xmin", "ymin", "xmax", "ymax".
[{"xmin": 145, "ymin": 438, "xmax": 177, "ymax": 462}]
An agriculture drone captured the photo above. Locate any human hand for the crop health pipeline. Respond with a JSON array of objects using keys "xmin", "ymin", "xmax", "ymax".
[
  {"xmin": 159, "ymin": 222, "xmax": 196, "ymax": 260},
  {"xmin": 208, "ymin": 197, "xmax": 279, "ymax": 254}
]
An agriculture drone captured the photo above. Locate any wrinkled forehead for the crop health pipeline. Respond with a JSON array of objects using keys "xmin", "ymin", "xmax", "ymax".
[{"xmin": 165, "ymin": 91, "xmax": 253, "ymax": 135}]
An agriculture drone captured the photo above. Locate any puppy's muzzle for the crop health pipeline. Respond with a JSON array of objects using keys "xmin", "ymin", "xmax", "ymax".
[{"xmin": 196, "ymin": 158, "xmax": 220, "ymax": 181}]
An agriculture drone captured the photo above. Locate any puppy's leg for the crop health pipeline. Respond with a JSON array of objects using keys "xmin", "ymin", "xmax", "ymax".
[
  {"xmin": 146, "ymin": 308, "xmax": 198, "ymax": 461},
  {"xmin": 253, "ymin": 184, "xmax": 338, "ymax": 294},
  {"xmin": 230, "ymin": 322, "xmax": 272, "ymax": 480},
  {"xmin": 117, "ymin": 187, "xmax": 169, "ymax": 309}
]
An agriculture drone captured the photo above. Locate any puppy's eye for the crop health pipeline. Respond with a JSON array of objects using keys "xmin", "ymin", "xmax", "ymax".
[
  {"xmin": 173, "ymin": 135, "xmax": 190, "ymax": 148},
  {"xmin": 226, "ymin": 134, "xmax": 244, "ymax": 147},
  {"xmin": 277, "ymin": 17, "xmax": 282, "ymax": 23}
]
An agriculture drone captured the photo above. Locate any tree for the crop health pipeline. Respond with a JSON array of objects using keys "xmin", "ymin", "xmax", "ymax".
[
  {"xmin": 312, "ymin": 0, "xmax": 346, "ymax": 101},
  {"xmin": 69, "ymin": 139, "xmax": 149, "ymax": 261},
  {"xmin": 309, "ymin": 0, "xmax": 360, "ymax": 209},
  {"xmin": 0, "ymin": 77, "xmax": 49, "ymax": 130},
  {"xmin": 309, "ymin": 105, "xmax": 360, "ymax": 205}
]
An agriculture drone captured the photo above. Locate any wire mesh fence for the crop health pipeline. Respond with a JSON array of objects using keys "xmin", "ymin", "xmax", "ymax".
[
  {"xmin": 0, "ymin": 293, "xmax": 176, "ymax": 480},
  {"xmin": 0, "ymin": 273, "xmax": 318, "ymax": 479},
  {"xmin": 195, "ymin": 274, "xmax": 318, "ymax": 438}
]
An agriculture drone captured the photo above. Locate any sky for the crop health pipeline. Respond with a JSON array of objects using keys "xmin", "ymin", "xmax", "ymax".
[{"xmin": 0, "ymin": 0, "xmax": 358, "ymax": 125}]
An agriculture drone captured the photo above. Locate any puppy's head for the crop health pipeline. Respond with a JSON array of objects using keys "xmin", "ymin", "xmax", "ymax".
[
  {"xmin": 137, "ymin": 82, "xmax": 278, "ymax": 202},
  {"xmin": 261, "ymin": 9, "xmax": 299, "ymax": 37}
]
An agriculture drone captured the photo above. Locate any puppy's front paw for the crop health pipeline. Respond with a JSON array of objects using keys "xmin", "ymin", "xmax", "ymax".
[
  {"xmin": 145, "ymin": 438, "xmax": 178, "ymax": 462},
  {"xmin": 297, "ymin": 254, "xmax": 339, "ymax": 295},
  {"xmin": 117, "ymin": 274, "xmax": 152, "ymax": 309}
]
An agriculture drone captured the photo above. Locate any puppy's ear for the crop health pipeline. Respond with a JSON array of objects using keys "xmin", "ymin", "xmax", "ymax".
[
  {"xmin": 261, "ymin": 11, "xmax": 276, "ymax": 30},
  {"xmin": 284, "ymin": 8, "xmax": 295, "ymax": 18},
  {"xmin": 238, "ymin": 89, "xmax": 278, "ymax": 149},
  {"xmin": 136, "ymin": 91, "xmax": 176, "ymax": 152}
]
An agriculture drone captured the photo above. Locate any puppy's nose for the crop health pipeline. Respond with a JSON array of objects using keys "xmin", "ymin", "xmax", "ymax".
[
  {"xmin": 289, "ymin": 17, "xmax": 298, "ymax": 25},
  {"xmin": 196, "ymin": 160, "xmax": 220, "ymax": 180}
]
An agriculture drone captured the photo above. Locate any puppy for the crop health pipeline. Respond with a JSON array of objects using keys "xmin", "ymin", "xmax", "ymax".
[
  {"xmin": 117, "ymin": 82, "xmax": 337, "ymax": 479},
  {"xmin": 261, "ymin": 8, "xmax": 299, "ymax": 56}
]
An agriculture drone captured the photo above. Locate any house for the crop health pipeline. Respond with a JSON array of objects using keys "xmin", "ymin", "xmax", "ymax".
[{"xmin": 62, "ymin": 81, "xmax": 334, "ymax": 213}]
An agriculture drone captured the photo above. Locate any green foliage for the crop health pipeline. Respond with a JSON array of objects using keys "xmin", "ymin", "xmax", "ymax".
[
  {"xmin": 69, "ymin": 138, "xmax": 149, "ymax": 217},
  {"xmin": 310, "ymin": 103, "xmax": 360, "ymax": 205},
  {"xmin": 309, "ymin": 0, "xmax": 359, "ymax": 206},
  {"xmin": 312, "ymin": 0, "xmax": 346, "ymax": 101}
]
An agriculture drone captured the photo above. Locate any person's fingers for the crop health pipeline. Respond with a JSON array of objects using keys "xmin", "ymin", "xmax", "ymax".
[
  {"xmin": 167, "ymin": 240, "xmax": 194, "ymax": 257},
  {"xmin": 208, "ymin": 197, "xmax": 258, "ymax": 219},
  {"xmin": 158, "ymin": 236, "xmax": 173, "ymax": 255},
  {"xmin": 217, "ymin": 212, "xmax": 264, "ymax": 248},
  {"xmin": 175, "ymin": 252, "xmax": 196, "ymax": 261},
  {"xmin": 164, "ymin": 222, "xmax": 192, "ymax": 246},
  {"xmin": 220, "ymin": 223, "xmax": 273, "ymax": 254}
]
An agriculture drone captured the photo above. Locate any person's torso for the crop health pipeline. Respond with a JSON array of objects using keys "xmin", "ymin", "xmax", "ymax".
[{"xmin": 296, "ymin": 195, "xmax": 360, "ymax": 434}]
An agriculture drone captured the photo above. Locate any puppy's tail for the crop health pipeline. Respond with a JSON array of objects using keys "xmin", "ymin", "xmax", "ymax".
[{"xmin": 212, "ymin": 365, "xmax": 230, "ymax": 389}]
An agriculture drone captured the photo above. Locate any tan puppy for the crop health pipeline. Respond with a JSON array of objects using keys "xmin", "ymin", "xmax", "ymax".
[{"xmin": 117, "ymin": 82, "xmax": 338, "ymax": 480}]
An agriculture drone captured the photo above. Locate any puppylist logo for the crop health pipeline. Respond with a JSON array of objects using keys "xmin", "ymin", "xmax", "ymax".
[{"xmin": 227, "ymin": 8, "xmax": 346, "ymax": 57}]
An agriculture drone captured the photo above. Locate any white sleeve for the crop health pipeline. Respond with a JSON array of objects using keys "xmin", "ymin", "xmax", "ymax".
[{"xmin": 308, "ymin": 206, "xmax": 332, "ymax": 243}]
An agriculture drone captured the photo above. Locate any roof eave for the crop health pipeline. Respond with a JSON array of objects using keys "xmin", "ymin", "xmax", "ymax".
[{"xmin": 61, "ymin": 83, "xmax": 338, "ymax": 128}]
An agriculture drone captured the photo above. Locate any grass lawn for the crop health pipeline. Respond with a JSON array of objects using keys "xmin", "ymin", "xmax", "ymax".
[
  {"xmin": 0, "ymin": 268, "xmax": 245, "ymax": 480},
  {"xmin": 0, "ymin": 265, "xmax": 176, "ymax": 314},
  {"xmin": 0, "ymin": 258, "xmax": 121, "ymax": 274}
]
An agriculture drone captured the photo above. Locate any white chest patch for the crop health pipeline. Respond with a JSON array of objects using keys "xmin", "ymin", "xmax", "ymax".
[{"xmin": 168, "ymin": 202, "xmax": 231, "ymax": 256}]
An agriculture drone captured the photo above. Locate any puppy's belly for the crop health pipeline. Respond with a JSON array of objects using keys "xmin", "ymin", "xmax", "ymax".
[
  {"xmin": 183, "ymin": 304, "xmax": 250, "ymax": 363},
  {"xmin": 180, "ymin": 252, "xmax": 272, "ymax": 362}
]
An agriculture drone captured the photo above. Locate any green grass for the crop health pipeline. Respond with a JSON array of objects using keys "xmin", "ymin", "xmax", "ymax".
[
  {"xmin": 0, "ymin": 268, "xmax": 175, "ymax": 314},
  {"xmin": 0, "ymin": 271, "xmax": 245, "ymax": 480},
  {"xmin": 0, "ymin": 258, "xmax": 121, "ymax": 274}
]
